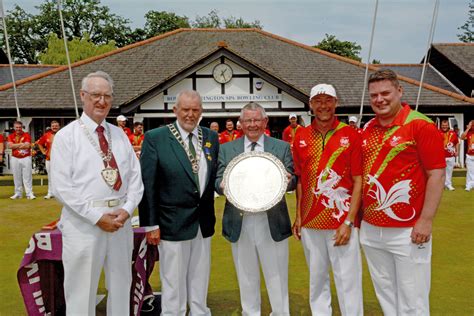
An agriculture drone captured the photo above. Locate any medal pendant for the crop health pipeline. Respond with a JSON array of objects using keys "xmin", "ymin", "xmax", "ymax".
[
  {"xmin": 192, "ymin": 163, "xmax": 199, "ymax": 174},
  {"xmin": 101, "ymin": 164, "xmax": 118, "ymax": 187}
]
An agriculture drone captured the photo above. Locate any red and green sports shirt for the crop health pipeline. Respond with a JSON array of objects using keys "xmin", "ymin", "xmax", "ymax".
[
  {"xmin": 466, "ymin": 130, "xmax": 474, "ymax": 156},
  {"xmin": 440, "ymin": 129, "xmax": 458, "ymax": 158},
  {"xmin": 361, "ymin": 104, "xmax": 446, "ymax": 228},
  {"xmin": 293, "ymin": 119, "xmax": 362, "ymax": 229}
]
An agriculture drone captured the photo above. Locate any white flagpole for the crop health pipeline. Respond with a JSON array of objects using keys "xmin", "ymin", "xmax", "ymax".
[{"xmin": 0, "ymin": 0, "xmax": 21, "ymax": 119}]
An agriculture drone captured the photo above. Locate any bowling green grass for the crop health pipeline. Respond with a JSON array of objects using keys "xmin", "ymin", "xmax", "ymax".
[{"xmin": 0, "ymin": 177, "xmax": 473, "ymax": 315}]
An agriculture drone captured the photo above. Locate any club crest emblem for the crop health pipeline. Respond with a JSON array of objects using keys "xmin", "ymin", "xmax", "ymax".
[
  {"xmin": 340, "ymin": 137, "xmax": 349, "ymax": 147},
  {"xmin": 390, "ymin": 136, "xmax": 401, "ymax": 147}
]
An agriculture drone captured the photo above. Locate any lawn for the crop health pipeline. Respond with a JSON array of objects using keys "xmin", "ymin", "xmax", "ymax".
[{"xmin": 1, "ymin": 177, "xmax": 473, "ymax": 315}]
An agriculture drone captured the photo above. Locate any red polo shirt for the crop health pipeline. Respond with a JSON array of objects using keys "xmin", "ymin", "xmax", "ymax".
[
  {"xmin": 361, "ymin": 104, "xmax": 445, "ymax": 228},
  {"xmin": 293, "ymin": 119, "xmax": 362, "ymax": 229},
  {"xmin": 36, "ymin": 131, "xmax": 56, "ymax": 160},
  {"xmin": 439, "ymin": 129, "xmax": 458, "ymax": 158},
  {"xmin": 466, "ymin": 130, "xmax": 474, "ymax": 156},
  {"xmin": 129, "ymin": 133, "xmax": 144, "ymax": 147},
  {"xmin": 8, "ymin": 131, "xmax": 32, "ymax": 158},
  {"xmin": 219, "ymin": 130, "xmax": 241, "ymax": 144},
  {"xmin": 282, "ymin": 124, "xmax": 302, "ymax": 146}
]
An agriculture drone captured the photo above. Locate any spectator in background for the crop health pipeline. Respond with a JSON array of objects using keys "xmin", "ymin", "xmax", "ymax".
[
  {"xmin": 210, "ymin": 121, "xmax": 219, "ymax": 133},
  {"xmin": 37, "ymin": 120, "xmax": 61, "ymax": 199},
  {"xmin": 439, "ymin": 119, "xmax": 459, "ymax": 191},
  {"xmin": 348, "ymin": 116, "xmax": 362, "ymax": 134},
  {"xmin": 129, "ymin": 121, "xmax": 145, "ymax": 158},
  {"xmin": 116, "ymin": 115, "xmax": 132, "ymax": 137},
  {"xmin": 8, "ymin": 121, "xmax": 35, "ymax": 200},
  {"xmin": 0, "ymin": 132, "xmax": 4, "ymax": 174},
  {"xmin": 219, "ymin": 119, "xmax": 240, "ymax": 144},
  {"xmin": 461, "ymin": 120, "xmax": 474, "ymax": 191},
  {"xmin": 282, "ymin": 113, "xmax": 302, "ymax": 151}
]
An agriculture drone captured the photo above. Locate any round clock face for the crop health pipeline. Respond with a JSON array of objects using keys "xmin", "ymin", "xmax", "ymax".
[{"xmin": 213, "ymin": 63, "xmax": 233, "ymax": 84}]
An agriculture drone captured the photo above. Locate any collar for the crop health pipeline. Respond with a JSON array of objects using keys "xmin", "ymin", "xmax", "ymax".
[
  {"xmin": 81, "ymin": 112, "xmax": 107, "ymax": 133},
  {"xmin": 373, "ymin": 103, "xmax": 411, "ymax": 128},
  {"xmin": 311, "ymin": 118, "xmax": 340, "ymax": 133},
  {"xmin": 244, "ymin": 134, "xmax": 264, "ymax": 150},
  {"xmin": 175, "ymin": 120, "xmax": 198, "ymax": 140}
]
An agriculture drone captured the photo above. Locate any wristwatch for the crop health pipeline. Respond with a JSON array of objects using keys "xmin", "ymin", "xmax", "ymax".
[{"xmin": 343, "ymin": 219, "xmax": 354, "ymax": 228}]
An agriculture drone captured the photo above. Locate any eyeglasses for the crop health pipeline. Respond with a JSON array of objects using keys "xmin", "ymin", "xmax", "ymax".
[
  {"xmin": 83, "ymin": 90, "xmax": 113, "ymax": 102},
  {"xmin": 241, "ymin": 118, "xmax": 264, "ymax": 125}
]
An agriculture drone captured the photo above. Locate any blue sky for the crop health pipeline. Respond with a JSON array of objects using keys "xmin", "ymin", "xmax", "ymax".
[{"xmin": 2, "ymin": 0, "xmax": 471, "ymax": 63}]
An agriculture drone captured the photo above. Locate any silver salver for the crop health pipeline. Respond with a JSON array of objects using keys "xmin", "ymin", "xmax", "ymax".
[{"xmin": 223, "ymin": 151, "xmax": 288, "ymax": 212}]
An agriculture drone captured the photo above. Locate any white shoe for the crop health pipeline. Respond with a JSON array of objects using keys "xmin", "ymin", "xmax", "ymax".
[
  {"xmin": 44, "ymin": 194, "xmax": 53, "ymax": 199},
  {"xmin": 10, "ymin": 194, "xmax": 22, "ymax": 200},
  {"xmin": 446, "ymin": 185, "xmax": 455, "ymax": 191},
  {"xmin": 466, "ymin": 187, "xmax": 471, "ymax": 192},
  {"xmin": 26, "ymin": 195, "xmax": 36, "ymax": 200}
]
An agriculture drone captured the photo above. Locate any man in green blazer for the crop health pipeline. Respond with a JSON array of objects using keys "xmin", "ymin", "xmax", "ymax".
[
  {"xmin": 139, "ymin": 90, "xmax": 219, "ymax": 315},
  {"xmin": 215, "ymin": 102, "xmax": 296, "ymax": 316}
]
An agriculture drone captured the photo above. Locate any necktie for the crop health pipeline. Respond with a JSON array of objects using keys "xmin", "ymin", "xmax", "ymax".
[
  {"xmin": 96, "ymin": 126, "xmax": 122, "ymax": 191},
  {"xmin": 188, "ymin": 134, "xmax": 200, "ymax": 191},
  {"xmin": 250, "ymin": 142, "xmax": 257, "ymax": 151}
]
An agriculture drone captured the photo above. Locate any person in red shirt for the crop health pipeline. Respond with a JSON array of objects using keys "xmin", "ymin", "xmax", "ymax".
[
  {"xmin": 360, "ymin": 69, "xmax": 445, "ymax": 315},
  {"xmin": 128, "ymin": 121, "xmax": 145, "ymax": 158},
  {"xmin": 461, "ymin": 120, "xmax": 474, "ymax": 191},
  {"xmin": 292, "ymin": 84, "xmax": 363, "ymax": 315},
  {"xmin": 7, "ymin": 121, "xmax": 36, "ymax": 199},
  {"xmin": 116, "ymin": 115, "xmax": 132, "ymax": 136},
  {"xmin": 348, "ymin": 116, "xmax": 362, "ymax": 134},
  {"xmin": 37, "ymin": 120, "xmax": 60, "ymax": 199},
  {"xmin": 219, "ymin": 119, "xmax": 240, "ymax": 144},
  {"xmin": 0, "ymin": 133, "xmax": 4, "ymax": 168},
  {"xmin": 282, "ymin": 113, "xmax": 302, "ymax": 151},
  {"xmin": 439, "ymin": 119, "xmax": 459, "ymax": 191}
]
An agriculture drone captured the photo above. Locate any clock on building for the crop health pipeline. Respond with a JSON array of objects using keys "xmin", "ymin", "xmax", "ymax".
[{"xmin": 212, "ymin": 63, "xmax": 233, "ymax": 84}]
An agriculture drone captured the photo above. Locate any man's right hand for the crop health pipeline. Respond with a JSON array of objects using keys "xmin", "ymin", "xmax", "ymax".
[
  {"xmin": 292, "ymin": 216, "xmax": 302, "ymax": 241},
  {"xmin": 96, "ymin": 214, "xmax": 123, "ymax": 232},
  {"xmin": 146, "ymin": 229, "xmax": 161, "ymax": 245}
]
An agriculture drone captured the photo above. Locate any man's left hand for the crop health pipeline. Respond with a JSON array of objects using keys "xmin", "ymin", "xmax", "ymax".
[
  {"xmin": 411, "ymin": 218, "xmax": 432, "ymax": 244},
  {"xmin": 333, "ymin": 223, "xmax": 351, "ymax": 246},
  {"xmin": 111, "ymin": 209, "xmax": 130, "ymax": 226}
]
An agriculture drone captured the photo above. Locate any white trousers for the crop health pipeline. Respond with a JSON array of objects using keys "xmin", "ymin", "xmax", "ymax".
[
  {"xmin": 444, "ymin": 157, "xmax": 455, "ymax": 187},
  {"xmin": 360, "ymin": 221, "xmax": 432, "ymax": 316},
  {"xmin": 466, "ymin": 155, "xmax": 474, "ymax": 189},
  {"xmin": 158, "ymin": 227, "xmax": 212, "ymax": 316},
  {"xmin": 231, "ymin": 212, "xmax": 289, "ymax": 316},
  {"xmin": 11, "ymin": 156, "xmax": 33, "ymax": 196},
  {"xmin": 59, "ymin": 208, "xmax": 133, "ymax": 316},
  {"xmin": 301, "ymin": 228, "xmax": 363, "ymax": 316},
  {"xmin": 45, "ymin": 160, "xmax": 53, "ymax": 196}
]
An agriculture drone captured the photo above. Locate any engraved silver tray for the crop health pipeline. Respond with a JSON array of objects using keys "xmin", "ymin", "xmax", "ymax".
[{"xmin": 223, "ymin": 151, "xmax": 287, "ymax": 212}]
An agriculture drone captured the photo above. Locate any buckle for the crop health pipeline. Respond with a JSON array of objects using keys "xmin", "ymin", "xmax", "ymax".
[{"xmin": 107, "ymin": 199, "xmax": 119, "ymax": 207}]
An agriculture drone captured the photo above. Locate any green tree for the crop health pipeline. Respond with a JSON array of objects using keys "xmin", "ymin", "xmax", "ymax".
[
  {"xmin": 38, "ymin": 33, "xmax": 116, "ymax": 65},
  {"xmin": 457, "ymin": 0, "xmax": 474, "ymax": 42},
  {"xmin": 314, "ymin": 34, "xmax": 362, "ymax": 62},
  {"xmin": 192, "ymin": 10, "xmax": 221, "ymax": 28},
  {"xmin": 1, "ymin": 0, "xmax": 132, "ymax": 63},
  {"xmin": 142, "ymin": 11, "xmax": 190, "ymax": 37},
  {"xmin": 223, "ymin": 16, "xmax": 262, "ymax": 29},
  {"xmin": 191, "ymin": 10, "xmax": 262, "ymax": 29}
]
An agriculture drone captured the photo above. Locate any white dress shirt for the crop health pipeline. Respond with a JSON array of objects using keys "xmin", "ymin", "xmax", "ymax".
[
  {"xmin": 175, "ymin": 121, "xmax": 208, "ymax": 197},
  {"xmin": 51, "ymin": 113, "xmax": 144, "ymax": 225},
  {"xmin": 244, "ymin": 134, "xmax": 265, "ymax": 153}
]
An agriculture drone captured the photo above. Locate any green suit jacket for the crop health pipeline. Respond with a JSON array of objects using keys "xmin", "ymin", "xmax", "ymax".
[
  {"xmin": 139, "ymin": 123, "xmax": 219, "ymax": 241},
  {"xmin": 215, "ymin": 135, "xmax": 296, "ymax": 243}
]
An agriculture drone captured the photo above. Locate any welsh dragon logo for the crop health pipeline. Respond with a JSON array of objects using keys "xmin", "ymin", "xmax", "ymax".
[
  {"xmin": 312, "ymin": 168, "xmax": 350, "ymax": 222},
  {"xmin": 367, "ymin": 175, "xmax": 416, "ymax": 221}
]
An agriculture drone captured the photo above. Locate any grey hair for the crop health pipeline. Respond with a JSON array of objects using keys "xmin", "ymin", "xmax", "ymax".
[
  {"xmin": 81, "ymin": 71, "xmax": 114, "ymax": 93},
  {"xmin": 175, "ymin": 90, "xmax": 202, "ymax": 108},
  {"xmin": 239, "ymin": 102, "xmax": 268, "ymax": 120}
]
